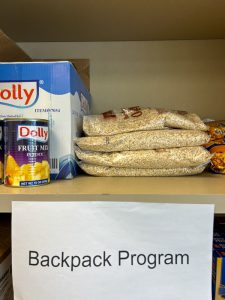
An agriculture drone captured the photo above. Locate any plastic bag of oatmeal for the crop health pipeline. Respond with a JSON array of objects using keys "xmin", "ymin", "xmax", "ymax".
[
  {"xmin": 75, "ymin": 146, "xmax": 211, "ymax": 169},
  {"xmin": 75, "ymin": 130, "xmax": 210, "ymax": 152},
  {"xmin": 78, "ymin": 162, "xmax": 207, "ymax": 177},
  {"xmin": 83, "ymin": 107, "xmax": 208, "ymax": 136}
]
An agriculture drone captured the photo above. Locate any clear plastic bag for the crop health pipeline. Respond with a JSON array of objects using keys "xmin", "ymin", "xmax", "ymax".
[
  {"xmin": 75, "ymin": 146, "xmax": 211, "ymax": 169},
  {"xmin": 83, "ymin": 107, "xmax": 208, "ymax": 136},
  {"xmin": 75, "ymin": 130, "xmax": 210, "ymax": 152},
  {"xmin": 78, "ymin": 162, "xmax": 206, "ymax": 177}
]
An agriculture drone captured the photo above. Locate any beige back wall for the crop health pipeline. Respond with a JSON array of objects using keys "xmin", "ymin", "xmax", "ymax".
[{"xmin": 19, "ymin": 40, "xmax": 225, "ymax": 119}]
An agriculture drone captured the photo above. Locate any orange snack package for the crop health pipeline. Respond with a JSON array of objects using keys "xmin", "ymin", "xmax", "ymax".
[{"xmin": 205, "ymin": 121, "xmax": 225, "ymax": 174}]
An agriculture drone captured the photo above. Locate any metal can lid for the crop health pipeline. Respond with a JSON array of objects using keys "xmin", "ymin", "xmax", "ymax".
[{"xmin": 3, "ymin": 118, "xmax": 48, "ymax": 123}]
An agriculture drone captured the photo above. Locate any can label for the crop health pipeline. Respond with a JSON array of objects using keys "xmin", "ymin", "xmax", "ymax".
[
  {"xmin": 4, "ymin": 120, "xmax": 50, "ymax": 187},
  {"xmin": 0, "ymin": 121, "xmax": 3, "ymax": 183}
]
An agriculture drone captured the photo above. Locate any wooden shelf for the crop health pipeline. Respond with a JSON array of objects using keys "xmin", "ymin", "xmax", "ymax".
[
  {"xmin": 1, "ymin": 173, "xmax": 225, "ymax": 213},
  {"xmin": 1, "ymin": 0, "xmax": 225, "ymax": 42}
]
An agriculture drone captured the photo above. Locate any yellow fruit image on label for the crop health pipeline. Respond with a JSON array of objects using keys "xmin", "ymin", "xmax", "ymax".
[
  {"xmin": 4, "ymin": 154, "xmax": 50, "ymax": 187},
  {"xmin": 0, "ymin": 161, "xmax": 3, "ymax": 183}
]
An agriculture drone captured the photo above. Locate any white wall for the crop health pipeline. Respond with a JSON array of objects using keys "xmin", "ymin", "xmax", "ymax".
[{"xmin": 19, "ymin": 40, "xmax": 225, "ymax": 119}]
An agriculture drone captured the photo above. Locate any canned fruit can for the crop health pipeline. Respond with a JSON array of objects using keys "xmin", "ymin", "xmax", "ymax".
[
  {"xmin": 4, "ymin": 119, "xmax": 50, "ymax": 187},
  {"xmin": 0, "ymin": 120, "xmax": 3, "ymax": 184}
]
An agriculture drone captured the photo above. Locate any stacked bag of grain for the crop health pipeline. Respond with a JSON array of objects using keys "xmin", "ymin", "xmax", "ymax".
[{"xmin": 74, "ymin": 107, "xmax": 211, "ymax": 176}]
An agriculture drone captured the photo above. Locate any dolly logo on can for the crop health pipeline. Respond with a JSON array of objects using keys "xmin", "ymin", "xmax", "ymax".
[
  {"xmin": 0, "ymin": 80, "xmax": 39, "ymax": 108},
  {"xmin": 17, "ymin": 126, "xmax": 48, "ymax": 142}
]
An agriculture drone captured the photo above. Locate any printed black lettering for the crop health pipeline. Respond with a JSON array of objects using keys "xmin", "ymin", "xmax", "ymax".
[
  {"xmin": 82, "ymin": 256, "xmax": 91, "ymax": 268},
  {"xmin": 61, "ymin": 252, "xmax": 70, "ymax": 268},
  {"xmin": 158, "ymin": 254, "xmax": 164, "ymax": 265},
  {"xmin": 147, "ymin": 254, "xmax": 157, "ymax": 269},
  {"xmin": 93, "ymin": 255, "xmax": 102, "ymax": 267},
  {"xmin": 164, "ymin": 254, "xmax": 173, "ymax": 265},
  {"xmin": 131, "ymin": 254, "xmax": 137, "ymax": 266},
  {"xmin": 71, "ymin": 256, "xmax": 81, "ymax": 271},
  {"xmin": 27, "ymin": 250, "xmax": 190, "ymax": 271},
  {"xmin": 29, "ymin": 251, "xmax": 39, "ymax": 266},
  {"xmin": 51, "ymin": 256, "xmax": 60, "ymax": 267},
  {"xmin": 137, "ymin": 254, "xmax": 146, "ymax": 266},
  {"xmin": 118, "ymin": 250, "xmax": 129, "ymax": 266},
  {"xmin": 175, "ymin": 254, "xmax": 189, "ymax": 265},
  {"xmin": 41, "ymin": 255, "xmax": 50, "ymax": 267},
  {"xmin": 103, "ymin": 251, "xmax": 112, "ymax": 266}
]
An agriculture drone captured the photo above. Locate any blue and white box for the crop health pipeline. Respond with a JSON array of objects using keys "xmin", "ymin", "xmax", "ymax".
[{"xmin": 0, "ymin": 61, "xmax": 91, "ymax": 179}]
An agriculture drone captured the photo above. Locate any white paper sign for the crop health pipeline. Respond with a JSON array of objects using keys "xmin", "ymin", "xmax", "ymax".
[{"xmin": 12, "ymin": 201, "xmax": 214, "ymax": 300}]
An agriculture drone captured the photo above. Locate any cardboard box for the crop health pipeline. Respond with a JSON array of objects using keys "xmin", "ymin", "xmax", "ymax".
[
  {"xmin": 0, "ymin": 61, "xmax": 91, "ymax": 179},
  {"xmin": 0, "ymin": 215, "xmax": 13, "ymax": 300},
  {"xmin": 0, "ymin": 30, "xmax": 31, "ymax": 62}
]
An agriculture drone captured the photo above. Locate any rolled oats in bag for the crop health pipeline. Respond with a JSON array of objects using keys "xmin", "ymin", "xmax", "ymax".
[
  {"xmin": 83, "ymin": 107, "xmax": 208, "ymax": 136},
  {"xmin": 78, "ymin": 162, "xmax": 206, "ymax": 177},
  {"xmin": 75, "ymin": 130, "xmax": 210, "ymax": 152},
  {"xmin": 205, "ymin": 120, "xmax": 225, "ymax": 174},
  {"xmin": 165, "ymin": 111, "xmax": 208, "ymax": 131},
  {"xmin": 75, "ymin": 146, "xmax": 211, "ymax": 169}
]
